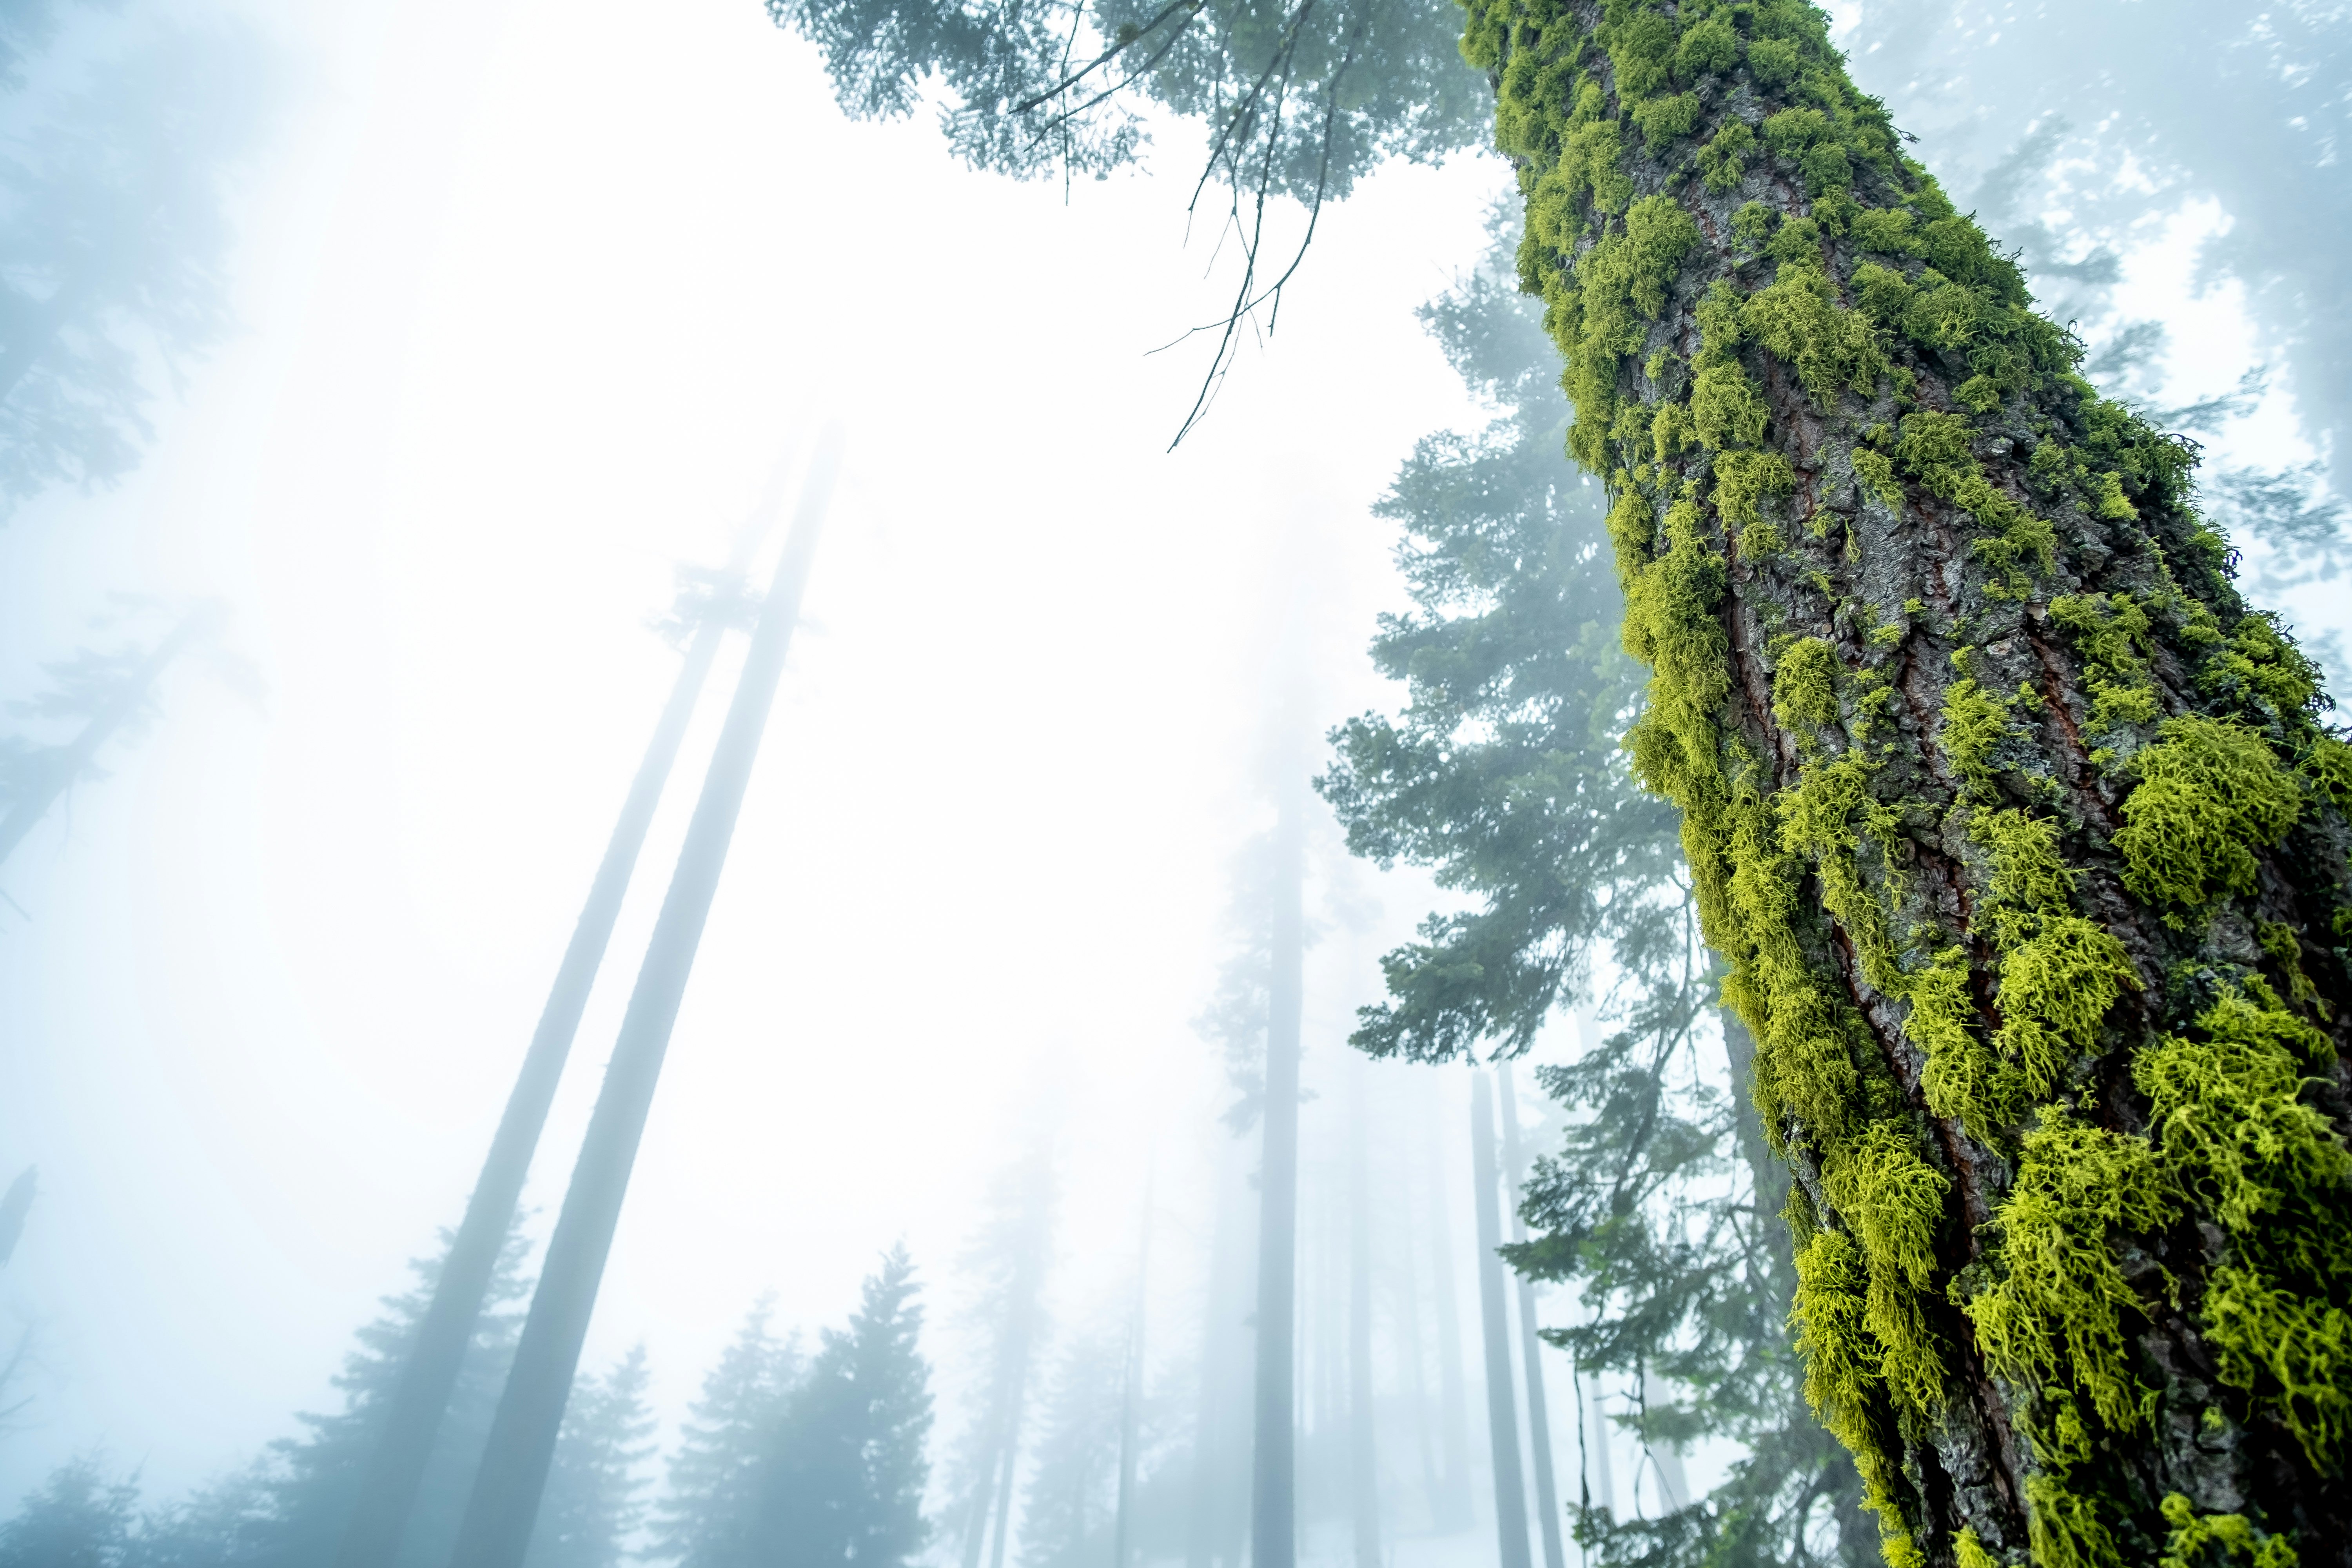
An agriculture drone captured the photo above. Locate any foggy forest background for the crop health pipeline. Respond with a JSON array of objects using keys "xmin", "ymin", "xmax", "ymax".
[{"xmin": 0, "ymin": 0, "xmax": 2344, "ymax": 1566}]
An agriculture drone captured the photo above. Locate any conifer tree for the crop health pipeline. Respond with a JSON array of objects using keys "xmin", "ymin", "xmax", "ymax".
[
  {"xmin": 525, "ymin": 1348, "xmax": 657, "ymax": 1568},
  {"xmin": 748, "ymin": 1247, "xmax": 934, "ymax": 1568},
  {"xmin": 249, "ymin": 1224, "xmax": 537, "ymax": 1568},
  {"xmin": 942, "ymin": 1131, "xmax": 1057, "ymax": 1568},
  {"xmin": 0, "ymin": 1455, "xmax": 136, "ymax": 1568},
  {"xmin": 649, "ymin": 1303, "xmax": 802, "ymax": 1568},
  {"xmin": 1013, "ymin": 1331, "xmax": 1125, "ymax": 1568}
]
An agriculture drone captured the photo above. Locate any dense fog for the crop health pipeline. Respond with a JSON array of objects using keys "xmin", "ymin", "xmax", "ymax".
[{"xmin": 0, "ymin": 1, "xmax": 2341, "ymax": 1566}]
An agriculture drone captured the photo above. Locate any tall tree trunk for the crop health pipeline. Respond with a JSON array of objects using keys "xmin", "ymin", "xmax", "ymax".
[
  {"xmin": 1477, "ymin": 3, "xmax": 2352, "ymax": 1557},
  {"xmin": 1468, "ymin": 1069, "xmax": 1533, "ymax": 1568},
  {"xmin": 1494, "ymin": 1066, "xmax": 1565, "ymax": 1568},
  {"xmin": 337, "ymin": 463, "xmax": 793, "ymax": 1568},
  {"xmin": 1114, "ymin": 1165, "xmax": 1152, "ymax": 1568},
  {"xmin": 1187, "ymin": 1135, "xmax": 1253, "ymax": 1568},
  {"xmin": 446, "ymin": 437, "xmax": 839, "ymax": 1568},
  {"xmin": 1250, "ymin": 774, "xmax": 1304, "ymax": 1568},
  {"xmin": 1346, "ymin": 1061, "xmax": 1379, "ymax": 1568},
  {"xmin": 1578, "ymin": 1370, "xmax": 1613, "ymax": 1519},
  {"xmin": 0, "ymin": 601, "xmax": 218, "ymax": 869},
  {"xmin": 1422, "ymin": 1089, "xmax": 1474, "ymax": 1534},
  {"xmin": 1391, "ymin": 1146, "xmax": 1445, "ymax": 1529}
]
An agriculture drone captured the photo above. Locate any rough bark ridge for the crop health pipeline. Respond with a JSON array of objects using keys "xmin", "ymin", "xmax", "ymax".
[{"xmin": 1463, "ymin": 1, "xmax": 2352, "ymax": 1564}]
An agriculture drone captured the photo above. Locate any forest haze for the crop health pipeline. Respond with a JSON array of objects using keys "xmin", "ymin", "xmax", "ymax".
[{"xmin": 2, "ymin": 1, "xmax": 2345, "ymax": 1567}]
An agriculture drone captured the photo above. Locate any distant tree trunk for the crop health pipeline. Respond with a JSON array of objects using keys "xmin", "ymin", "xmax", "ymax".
[
  {"xmin": 1346, "ymin": 1063, "xmax": 1379, "ymax": 1568},
  {"xmin": 1186, "ymin": 1140, "xmax": 1253, "ymax": 1568},
  {"xmin": 0, "ymin": 1167, "xmax": 35, "ymax": 1268},
  {"xmin": 1250, "ymin": 775, "xmax": 1304, "ymax": 1568},
  {"xmin": 1495, "ymin": 1066, "xmax": 1565, "ymax": 1568},
  {"xmin": 1476, "ymin": 2, "xmax": 2352, "ymax": 1555},
  {"xmin": 1390, "ymin": 1149, "xmax": 1445, "ymax": 1526},
  {"xmin": 1114, "ymin": 1167, "xmax": 1152, "ymax": 1568},
  {"xmin": 985, "ymin": 1398, "xmax": 1022, "ymax": 1568},
  {"xmin": 1578, "ymin": 1370, "xmax": 1614, "ymax": 1519},
  {"xmin": 1421, "ymin": 1091, "xmax": 1474, "ymax": 1534},
  {"xmin": 445, "ymin": 437, "xmax": 839, "ymax": 1568},
  {"xmin": 0, "ymin": 601, "xmax": 217, "ymax": 870},
  {"xmin": 1468, "ymin": 1069, "xmax": 1532, "ymax": 1568},
  {"xmin": 336, "ymin": 456, "xmax": 797, "ymax": 1568}
]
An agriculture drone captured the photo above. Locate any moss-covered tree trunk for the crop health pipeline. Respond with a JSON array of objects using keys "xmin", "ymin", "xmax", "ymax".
[{"xmin": 1465, "ymin": 1, "xmax": 2352, "ymax": 1563}]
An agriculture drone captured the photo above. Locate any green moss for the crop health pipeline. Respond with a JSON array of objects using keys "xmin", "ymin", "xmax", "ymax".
[
  {"xmin": 1730, "ymin": 199, "xmax": 1773, "ymax": 250},
  {"xmin": 2115, "ymin": 716, "xmax": 2303, "ymax": 913},
  {"xmin": 1773, "ymin": 637, "xmax": 1841, "ymax": 729},
  {"xmin": 1853, "ymin": 446, "xmax": 1904, "ymax": 510},
  {"xmin": 2025, "ymin": 1473, "xmax": 2123, "ymax": 1568},
  {"xmin": 1715, "ymin": 449, "xmax": 1794, "ymax": 533},
  {"xmin": 1691, "ymin": 362, "xmax": 1768, "ymax": 452},
  {"xmin": 2137, "ymin": 988, "xmax": 2352, "ymax": 1466},
  {"xmin": 2158, "ymin": 1496, "xmax": 2299, "ymax": 1568},
  {"xmin": 1822, "ymin": 1121, "xmax": 1949, "ymax": 1416},
  {"xmin": 1698, "ymin": 119, "xmax": 1754, "ymax": 192},
  {"xmin": 1963, "ymin": 1111, "xmax": 2171, "ymax": 1430},
  {"xmin": 1940, "ymin": 677, "xmax": 2010, "ymax": 799},
  {"xmin": 1954, "ymin": 1526, "xmax": 2002, "ymax": 1568}
]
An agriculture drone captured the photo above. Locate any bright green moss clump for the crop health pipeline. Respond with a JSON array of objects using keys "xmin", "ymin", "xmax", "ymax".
[{"xmin": 2115, "ymin": 716, "xmax": 2303, "ymax": 913}]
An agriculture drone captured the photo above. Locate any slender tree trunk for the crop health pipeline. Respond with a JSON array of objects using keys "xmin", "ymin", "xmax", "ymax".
[
  {"xmin": 1495, "ymin": 1066, "xmax": 1564, "ymax": 1568},
  {"xmin": 1468, "ymin": 1070, "xmax": 1532, "ymax": 1568},
  {"xmin": 1250, "ymin": 775, "xmax": 1304, "ymax": 1568},
  {"xmin": 1422, "ymin": 1089, "xmax": 1474, "ymax": 1534},
  {"xmin": 1347, "ymin": 1062, "xmax": 1379, "ymax": 1568},
  {"xmin": 337, "ymin": 466, "xmax": 793, "ymax": 1568},
  {"xmin": 1114, "ymin": 1164, "xmax": 1152, "ymax": 1568},
  {"xmin": 445, "ymin": 437, "xmax": 839, "ymax": 1568},
  {"xmin": 1390, "ymin": 1145, "xmax": 1445, "ymax": 1529},
  {"xmin": 1578, "ymin": 1370, "xmax": 1613, "ymax": 1521},
  {"xmin": 0, "ymin": 601, "xmax": 218, "ymax": 869},
  {"xmin": 986, "ymin": 1389, "xmax": 1023, "ymax": 1568},
  {"xmin": 1187, "ymin": 1138, "xmax": 1253, "ymax": 1568},
  {"xmin": 959, "ymin": 1447, "xmax": 1002, "ymax": 1568},
  {"xmin": 1480, "ymin": 3, "xmax": 2352, "ymax": 1555}
]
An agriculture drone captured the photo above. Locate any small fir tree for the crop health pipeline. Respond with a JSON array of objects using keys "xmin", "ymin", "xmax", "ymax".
[
  {"xmin": 0, "ymin": 1455, "xmax": 137, "ymax": 1568},
  {"xmin": 649, "ymin": 1302, "xmax": 800, "ymax": 1568},
  {"xmin": 526, "ymin": 1346, "xmax": 658, "ymax": 1568},
  {"xmin": 749, "ymin": 1246, "xmax": 933, "ymax": 1568}
]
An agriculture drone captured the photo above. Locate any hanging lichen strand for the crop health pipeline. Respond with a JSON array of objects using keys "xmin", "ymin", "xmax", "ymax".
[{"xmin": 1463, "ymin": 1, "xmax": 2352, "ymax": 1564}]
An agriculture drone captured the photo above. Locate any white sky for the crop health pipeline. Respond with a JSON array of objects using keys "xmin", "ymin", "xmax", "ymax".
[{"xmin": 0, "ymin": 0, "xmax": 2336, "ymax": 1535}]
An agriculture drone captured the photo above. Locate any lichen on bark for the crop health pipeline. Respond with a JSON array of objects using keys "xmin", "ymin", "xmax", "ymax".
[{"xmin": 1462, "ymin": 0, "xmax": 2352, "ymax": 1562}]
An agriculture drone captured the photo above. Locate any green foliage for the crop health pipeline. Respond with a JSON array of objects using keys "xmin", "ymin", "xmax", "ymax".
[{"xmin": 2114, "ymin": 716, "xmax": 2303, "ymax": 912}]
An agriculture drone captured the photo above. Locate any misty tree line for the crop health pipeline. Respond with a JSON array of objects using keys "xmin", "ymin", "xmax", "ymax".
[{"xmin": 0, "ymin": 1221, "xmax": 927, "ymax": 1568}]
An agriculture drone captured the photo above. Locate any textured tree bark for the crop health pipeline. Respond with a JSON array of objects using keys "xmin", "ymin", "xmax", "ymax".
[{"xmin": 1467, "ymin": 1, "xmax": 2352, "ymax": 1563}]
